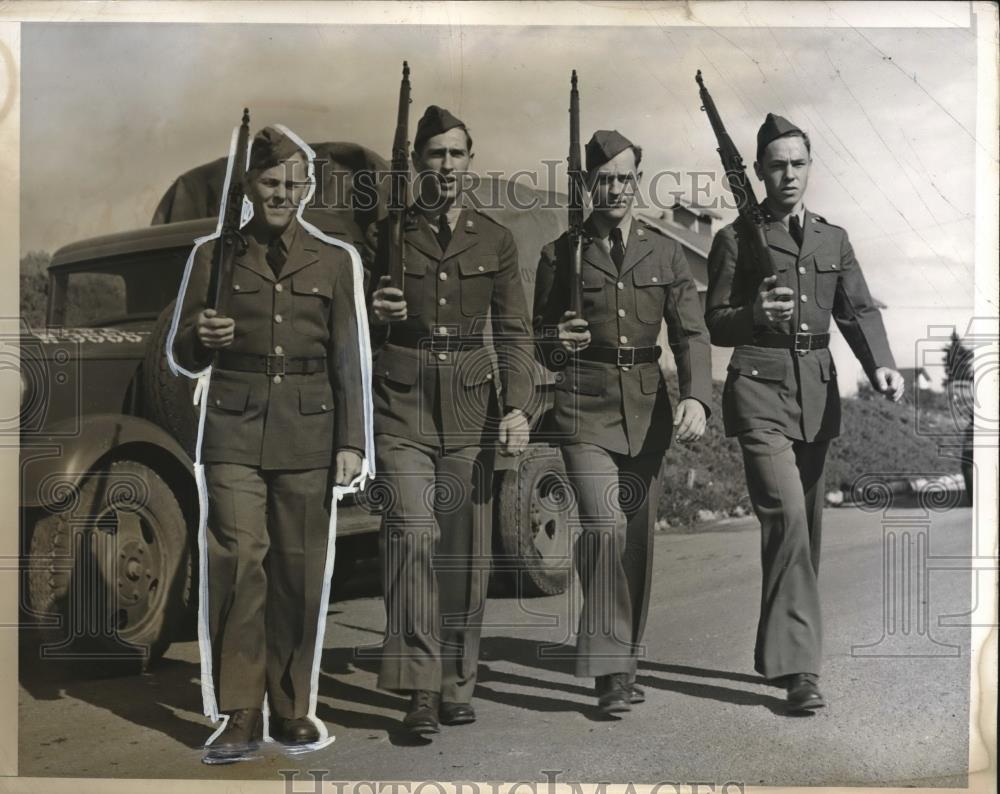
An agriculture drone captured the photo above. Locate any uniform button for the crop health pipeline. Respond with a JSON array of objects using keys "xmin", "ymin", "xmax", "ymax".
[
  {"xmin": 798, "ymin": 266, "xmax": 806, "ymax": 275},
  {"xmin": 275, "ymin": 283, "xmax": 284, "ymax": 292},
  {"xmin": 439, "ymin": 298, "xmax": 447, "ymax": 306},
  {"xmin": 751, "ymin": 369, "xmax": 759, "ymax": 376},
  {"xmin": 651, "ymin": 277, "xmax": 659, "ymax": 283},
  {"xmin": 621, "ymin": 366, "xmax": 631, "ymax": 372},
  {"xmin": 311, "ymin": 286, "xmax": 319, "ymax": 293},
  {"xmin": 618, "ymin": 309, "xmax": 626, "ymax": 317},
  {"xmin": 620, "ymin": 335, "xmax": 628, "ymax": 344},
  {"xmin": 234, "ymin": 284, "xmax": 241, "ymax": 291},
  {"xmin": 214, "ymin": 398, "xmax": 221, "ymax": 406},
  {"xmin": 320, "ymin": 403, "xmax": 328, "ymax": 410},
  {"xmin": 800, "ymin": 295, "xmax": 808, "ymax": 303},
  {"xmin": 486, "ymin": 373, "xmax": 493, "ymax": 381},
  {"xmin": 437, "ymin": 352, "xmax": 447, "ymax": 361},
  {"xmin": 831, "ymin": 263, "xmax": 839, "ymax": 270},
  {"xmin": 800, "ymin": 323, "xmax": 809, "ymax": 331},
  {"xmin": 617, "ymin": 282, "xmax": 624, "ymax": 290},
  {"xmin": 273, "ymin": 375, "xmax": 282, "ymax": 384},
  {"xmin": 275, "ymin": 313, "xmax": 283, "ymax": 323},
  {"xmin": 436, "ymin": 326, "xmax": 448, "ymax": 335},
  {"xmin": 477, "ymin": 265, "xmax": 485, "ymax": 272},
  {"xmin": 439, "ymin": 272, "xmax": 448, "ymax": 281},
  {"xmin": 274, "ymin": 345, "xmax": 284, "ymax": 354}
]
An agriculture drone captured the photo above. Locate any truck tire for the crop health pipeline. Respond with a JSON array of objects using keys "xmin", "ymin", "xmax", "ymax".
[
  {"xmin": 26, "ymin": 460, "xmax": 192, "ymax": 670},
  {"xmin": 143, "ymin": 301, "xmax": 198, "ymax": 458},
  {"xmin": 495, "ymin": 447, "xmax": 573, "ymax": 597}
]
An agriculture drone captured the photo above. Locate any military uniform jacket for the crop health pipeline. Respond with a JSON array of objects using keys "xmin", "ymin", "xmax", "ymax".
[
  {"xmin": 533, "ymin": 217, "xmax": 713, "ymax": 458},
  {"xmin": 173, "ymin": 219, "xmax": 366, "ymax": 469},
  {"xmin": 705, "ymin": 209, "xmax": 896, "ymax": 441},
  {"xmin": 368, "ymin": 207, "xmax": 535, "ymax": 450}
]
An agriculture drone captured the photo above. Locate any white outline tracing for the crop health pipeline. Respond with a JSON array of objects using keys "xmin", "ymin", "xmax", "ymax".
[{"xmin": 164, "ymin": 121, "xmax": 376, "ymax": 755}]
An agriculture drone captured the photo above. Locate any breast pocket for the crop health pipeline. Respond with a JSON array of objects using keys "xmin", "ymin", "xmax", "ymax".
[
  {"xmin": 812, "ymin": 256, "xmax": 841, "ymax": 310},
  {"xmin": 402, "ymin": 255, "xmax": 429, "ymax": 317},
  {"xmin": 581, "ymin": 265, "xmax": 608, "ymax": 315},
  {"xmin": 230, "ymin": 269, "xmax": 263, "ymax": 302},
  {"xmin": 291, "ymin": 275, "xmax": 333, "ymax": 334},
  {"xmin": 632, "ymin": 260, "xmax": 673, "ymax": 324},
  {"xmin": 458, "ymin": 255, "xmax": 499, "ymax": 317}
]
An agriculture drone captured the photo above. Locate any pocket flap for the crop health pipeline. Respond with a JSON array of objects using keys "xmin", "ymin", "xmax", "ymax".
[
  {"xmin": 640, "ymin": 365, "xmax": 662, "ymax": 394},
  {"xmin": 554, "ymin": 365, "xmax": 606, "ymax": 396},
  {"xmin": 291, "ymin": 275, "xmax": 333, "ymax": 298},
  {"xmin": 299, "ymin": 383, "xmax": 334, "ymax": 415},
  {"xmin": 403, "ymin": 255, "xmax": 429, "ymax": 277},
  {"xmin": 377, "ymin": 346, "xmax": 420, "ymax": 386},
  {"xmin": 813, "ymin": 255, "xmax": 842, "ymax": 273},
  {"xmin": 208, "ymin": 379, "xmax": 250, "ymax": 413},
  {"xmin": 632, "ymin": 260, "xmax": 674, "ymax": 287},
  {"xmin": 458, "ymin": 255, "xmax": 499, "ymax": 277},
  {"xmin": 581, "ymin": 266, "xmax": 607, "ymax": 290},
  {"xmin": 728, "ymin": 350, "xmax": 788, "ymax": 382},
  {"xmin": 231, "ymin": 269, "xmax": 263, "ymax": 294}
]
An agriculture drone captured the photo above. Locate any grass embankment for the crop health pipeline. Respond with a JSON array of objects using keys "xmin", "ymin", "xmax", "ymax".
[{"xmin": 659, "ymin": 380, "xmax": 964, "ymax": 528}]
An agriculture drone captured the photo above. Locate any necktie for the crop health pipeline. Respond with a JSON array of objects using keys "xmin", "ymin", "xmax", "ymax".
[
  {"xmin": 266, "ymin": 238, "xmax": 287, "ymax": 279},
  {"xmin": 610, "ymin": 227, "xmax": 625, "ymax": 270},
  {"xmin": 789, "ymin": 214, "xmax": 804, "ymax": 249},
  {"xmin": 436, "ymin": 214, "xmax": 452, "ymax": 253}
]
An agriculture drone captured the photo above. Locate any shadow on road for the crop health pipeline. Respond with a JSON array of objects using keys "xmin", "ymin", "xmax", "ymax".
[
  {"xmin": 477, "ymin": 636, "xmax": 788, "ymax": 714},
  {"xmin": 19, "ymin": 635, "xmax": 211, "ymax": 750}
]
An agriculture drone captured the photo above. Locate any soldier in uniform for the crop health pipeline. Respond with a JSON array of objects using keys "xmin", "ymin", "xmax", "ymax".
[
  {"xmin": 172, "ymin": 127, "xmax": 367, "ymax": 762},
  {"xmin": 533, "ymin": 130, "xmax": 713, "ymax": 715},
  {"xmin": 704, "ymin": 114, "xmax": 904, "ymax": 712},
  {"xmin": 368, "ymin": 106, "xmax": 535, "ymax": 738}
]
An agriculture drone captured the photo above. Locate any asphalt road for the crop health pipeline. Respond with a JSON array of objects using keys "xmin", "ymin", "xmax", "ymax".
[{"xmin": 18, "ymin": 507, "xmax": 975, "ymax": 787}]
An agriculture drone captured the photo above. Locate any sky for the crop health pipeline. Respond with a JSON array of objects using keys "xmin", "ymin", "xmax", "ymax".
[{"xmin": 19, "ymin": 19, "xmax": 985, "ymax": 384}]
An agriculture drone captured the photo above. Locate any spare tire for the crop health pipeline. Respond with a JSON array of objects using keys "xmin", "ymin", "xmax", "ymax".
[
  {"xmin": 143, "ymin": 301, "xmax": 198, "ymax": 458},
  {"xmin": 494, "ymin": 446, "xmax": 574, "ymax": 597}
]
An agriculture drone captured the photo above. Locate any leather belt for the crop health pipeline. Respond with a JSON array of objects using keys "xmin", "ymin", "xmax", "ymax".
[
  {"xmin": 216, "ymin": 352, "xmax": 326, "ymax": 376},
  {"xmin": 753, "ymin": 332, "xmax": 830, "ymax": 353},
  {"xmin": 579, "ymin": 345, "xmax": 662, "ymax": 367},
  {"xmin": 389, "ymin": 331, "xmax": 486, "ymax": 352}
]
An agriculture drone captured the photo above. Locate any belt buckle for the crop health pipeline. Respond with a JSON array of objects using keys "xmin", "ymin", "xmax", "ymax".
[
  {"xmin": 794, "ymin": 333, "xmax": 810, "ymax": 355},
  {"xmin": 617, "ymin": 346, "xmax": 636, "ymax": 367},
  {"xmin": 266, "ymin": 353, "xmax": 286, "ymax": 376},
  {"xmin": 429, "ymin": 328, "xmax": 453, "ymax": 354}
]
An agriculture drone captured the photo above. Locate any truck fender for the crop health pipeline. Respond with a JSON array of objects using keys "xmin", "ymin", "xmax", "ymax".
[{"xmin": 21, "ymin": 413, "xmax": 195, "ymax": 509}]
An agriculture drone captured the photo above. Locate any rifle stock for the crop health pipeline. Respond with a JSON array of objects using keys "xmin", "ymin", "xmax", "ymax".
[
  {"xmin": 388, "ymin": 61, "xmax": 411, "ymax": 290},
  {"xmin": 210, "ymin": 108, "xmax": 251, "ymax": 316},
  {"xmin": 695, "ymin": 71, "xmax": 776, "ymax": 279},
  {"xmin": 567, "ymin": 69, "xmax": 585, "ymax": 318}
]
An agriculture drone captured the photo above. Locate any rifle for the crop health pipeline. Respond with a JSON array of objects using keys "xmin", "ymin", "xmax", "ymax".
[
  {"xmin": 209, "ymin": 108, "xmax": 251, "ymax": 316},
  {"xmin": 388, "ymin": 61, "xmax": 411, "ymax": 290},
  {"xmin": 567, "ymin": 69, "xmax": 585, "ymax": 318},
  {"xmin": 695, "ymin": 71, "xmax": 776, "ymax": 279}
]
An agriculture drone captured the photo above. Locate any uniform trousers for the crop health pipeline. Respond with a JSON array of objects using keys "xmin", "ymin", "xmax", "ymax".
[
  {"xmin": 375, "ymin": 434, "xmax": 494, "ymax": 703},
  {"xmin": 205, "ymin": 463, "xmax": 333, "ymax": 717},
  {"xmin": 737, "ymin": 428, "xmax": 829, "ymax": 680},
  {"xmin": 561, "ymin": 443, "xmax": 663, "ymax": 678}
]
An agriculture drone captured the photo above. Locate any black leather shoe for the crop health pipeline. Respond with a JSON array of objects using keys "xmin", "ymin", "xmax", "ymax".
[
  {"xmin": 596, "ymin": 673, "xmax": 632, "ymax": 715},
  {"xmin": 270, "ymin": 715, "xmax": 321, "ymax": 745},
  {"xmin": 785, "ymin": 673, "xmax": 826, "ymax": 713},
  {"xmin": 202, "ymin": 708, "xmax": 262, "ymax": 765},
  {"xmin": 628, "ymin": 682, "xmax": 646, "ymax": 704},
  {"xmin": 440, "ymin": 701, "xmax": 476, "ymax": 725},
  {"xmin": 403, "ymin": 690, "xmax": 441, "ymax": 736}
]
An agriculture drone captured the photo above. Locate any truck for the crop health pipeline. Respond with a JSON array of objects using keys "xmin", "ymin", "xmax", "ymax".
[{"xmin": 19, "ymin": 141, "xmax": 575, "ymax": 669}]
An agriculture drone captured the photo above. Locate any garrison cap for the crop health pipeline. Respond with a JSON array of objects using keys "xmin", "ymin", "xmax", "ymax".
[
  {"xmin": 756, "ymin": 113, "xmax": 804, "ymax": 158},
  {"xmin": 414, "ymin": 105, "xmax": 468, "ymax": 151},
  {"xmin": 585, "ymin": 129, "xmax": 636, "ymax": 172},
  {"xmin": 249, "ymin": 126, "xmax": 305, "ymax": 172}
]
